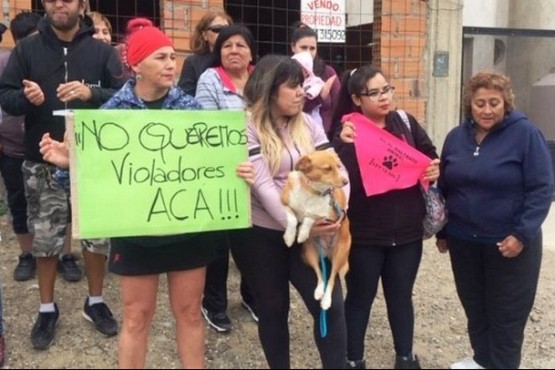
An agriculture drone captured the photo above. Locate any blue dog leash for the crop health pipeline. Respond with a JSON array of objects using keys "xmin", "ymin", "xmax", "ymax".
[
  {"xmin": 315, "ymin": 189, "xmax": 346, "ymax": 338},
  {"xmin": 316, "ymin": 238, "xmax": 329, "ymax": 338}
]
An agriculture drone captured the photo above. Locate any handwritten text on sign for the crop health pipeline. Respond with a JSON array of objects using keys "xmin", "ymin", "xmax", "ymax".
[
  {"xmin": 69, "ymin": 110, "xmax": 251, "ymax": 239},
  {"xmin": 301, "ymin": 0, "xmax": 346, "ymax": 43},
  {"xmin": 344, "ymin": 113, "xmax": 432, "ymax": 196}
]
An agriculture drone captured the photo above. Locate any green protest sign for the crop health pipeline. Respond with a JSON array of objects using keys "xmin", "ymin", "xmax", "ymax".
[{"xmin": 67, "ymin": 110, "xmax": 251, "ymax": 239}]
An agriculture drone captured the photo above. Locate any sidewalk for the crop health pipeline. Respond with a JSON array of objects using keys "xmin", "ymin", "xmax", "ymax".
[{"xmin": 544, "ymin": 202, "xmax": 555, "ymax": 252}]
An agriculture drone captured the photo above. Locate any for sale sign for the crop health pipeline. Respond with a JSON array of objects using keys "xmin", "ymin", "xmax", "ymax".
[{"xmin": 301, "ymin": 0, "xmax": 346, "ymax": 43}]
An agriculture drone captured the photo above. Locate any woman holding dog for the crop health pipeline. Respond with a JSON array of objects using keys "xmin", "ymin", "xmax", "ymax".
[
  {"xmin": 228, "ymin": 54, "xmax": 349, "ymax": 369},
  {"xmin": 330, "ymin": 65, "xmax": 440, "ymax": 369}
]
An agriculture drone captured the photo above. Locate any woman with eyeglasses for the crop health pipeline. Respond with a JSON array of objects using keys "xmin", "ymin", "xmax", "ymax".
[
  {"xmin": 329, "ymin": 65, "xmax": 440, "ymax": 369},
  {"xmin": 177, "ymin": 9, "xmax": 232, "ymax": 96}
]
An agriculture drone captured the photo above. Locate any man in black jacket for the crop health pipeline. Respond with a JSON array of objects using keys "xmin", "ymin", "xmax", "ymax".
[{"xmin": 0, "ymin": 0, "xmax": 123, "ymax": 350}]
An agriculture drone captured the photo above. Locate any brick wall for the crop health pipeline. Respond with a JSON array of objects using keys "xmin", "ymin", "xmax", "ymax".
[
  {"xmin": 373, "ymin": 0, "xmax": 428, "ymax": 124},
  {"xmin": 1, "ymin": 0, "xmax": 33, "ymax": 49}
]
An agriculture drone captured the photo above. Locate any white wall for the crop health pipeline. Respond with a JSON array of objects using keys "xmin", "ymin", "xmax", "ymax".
[
  {"xmin": 463, "ymin": 0, "xmax": 555, "ymax": 30},
  {"xmin": 346, "ymin": 0, "xmax": 373, "ymax": 27},
  {"xmin": 462, "ymin": 0, "xmax": 509, "ymax": 28},
  {"xmin": 461, "ymin": 0, "xmax": 555, "ymax": 122},
  {"xmin": 508, "ymin": 1, "xmax": 555, "ymax": 29}
]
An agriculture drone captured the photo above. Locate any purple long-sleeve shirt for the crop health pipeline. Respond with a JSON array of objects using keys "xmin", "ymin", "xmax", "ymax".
[{"xmin": 247, "ymin": 112, "xmax": 349, "ymax": 231}]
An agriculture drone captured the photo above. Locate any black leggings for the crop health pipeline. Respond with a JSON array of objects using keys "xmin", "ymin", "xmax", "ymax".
[
  {"xmin": 203, "ymin": 231, "xmax": 254, "ymax": 313},
  {"xmin": 345, "ymin": 241, "xmax": 423, "ymax": 361},
  {"xmin": 230, "ymin": 226, "xmax": 347, "ymax": 369}
]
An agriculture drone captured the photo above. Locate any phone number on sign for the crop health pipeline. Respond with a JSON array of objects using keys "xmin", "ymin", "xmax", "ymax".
[{"xmin": 317, "ymin": 28, "xmax": 346, "ymax": 42}]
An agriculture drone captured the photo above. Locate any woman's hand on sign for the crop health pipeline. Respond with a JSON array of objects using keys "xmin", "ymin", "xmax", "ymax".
[
  {"xmin": 423, "ymin": 159, "xmax": 440, "ymax": 182},
  {"xmin": 40, "ymin": 133, "xmax": 70, "ymax": 168},
  {"xmin": 340, "ymin": 121, "xmax": 356, "ymax": 143},
  {"xmin": 236, "ymin": 161, "xmax": 255, "ymax": 185}
]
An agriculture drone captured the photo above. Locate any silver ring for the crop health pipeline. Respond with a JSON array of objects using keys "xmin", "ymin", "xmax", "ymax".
[{"xmin": 70, "ymin": 90, "xmax": 75, "ymax": 95}]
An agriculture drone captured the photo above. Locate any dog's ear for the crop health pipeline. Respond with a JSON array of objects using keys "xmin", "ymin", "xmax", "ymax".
[{"xmin": 295, "ymin": 155, "xmax": 312, "ymax": 173}]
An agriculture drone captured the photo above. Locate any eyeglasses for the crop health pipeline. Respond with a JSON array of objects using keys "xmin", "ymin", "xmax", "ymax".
[
  {"xmin": 206, "ymin": 25, "xmax": 227, "ymax": 34},
  {"xmin": 360, "ymin": 85, "xmax": 395, "ymax": 101}
]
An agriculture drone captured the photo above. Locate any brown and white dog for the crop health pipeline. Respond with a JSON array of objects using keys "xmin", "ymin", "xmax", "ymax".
[{"xmin": 281, "ymin": 150, "xmax": 351, "ymax": 310}]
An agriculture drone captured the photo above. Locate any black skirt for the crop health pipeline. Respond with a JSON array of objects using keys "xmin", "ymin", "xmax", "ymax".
[{"xmin": 108, "ymin": 231, "xmax": 222, "ymax": 276}]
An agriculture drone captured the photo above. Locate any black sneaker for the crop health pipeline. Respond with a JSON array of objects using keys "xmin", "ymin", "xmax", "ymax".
[
  {"xmin": 395, "ymin": 354, "xmax": 421, "ymax": 369},
  {"xmin": 346, "ymin": 359, "xmax": 367, "ymax": 369},
  {"xmin": 201, "ymin": 306, "xmax": 232, "ymax": 333},
  {"xmin": 14, "ymin": 252, "xmax": 36, "ymax": 281},
  {"xmin": 58, "ymin": 254, "xmax": 83, "ymax": 282},
  {"xmin": 241, "ymin": 299, "xmax": 259, "ymax": 323},
  {"xmin": 82, "ymin": 298, "xmax": 118, "ymax": 337},
  {"xmin": 30, "ymin": 304, "xmax": 60, "ymax": 350}
]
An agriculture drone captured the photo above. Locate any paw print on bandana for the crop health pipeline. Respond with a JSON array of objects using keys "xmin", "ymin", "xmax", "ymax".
[{"xmin": 382, "ymin": 155, "xmax": 399, "ymax": 170}]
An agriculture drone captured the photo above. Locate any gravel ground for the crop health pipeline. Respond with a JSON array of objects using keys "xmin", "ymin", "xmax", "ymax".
[{"xmin": 1, "ymin": 214, "xmax": 554, "ymax": 369}]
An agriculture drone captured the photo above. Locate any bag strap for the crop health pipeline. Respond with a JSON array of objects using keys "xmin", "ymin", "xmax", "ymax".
[
  {"xmin": 397, "ymin": 109, "xmax": 411, "ymax": 132},
  {"xmin": 396, "ymin": 109, "xmax": 417, "ymax": 148}
]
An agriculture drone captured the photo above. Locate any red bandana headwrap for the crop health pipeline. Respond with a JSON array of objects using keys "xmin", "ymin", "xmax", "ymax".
[{"xmin": 125, "ymin": 18, "xmax": 174, "ymax": 67}]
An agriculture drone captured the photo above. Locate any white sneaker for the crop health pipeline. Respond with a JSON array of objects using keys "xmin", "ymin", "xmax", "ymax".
[{"xmin": 450, "ymin": 357, "xmax": 485, "ymax": 369}]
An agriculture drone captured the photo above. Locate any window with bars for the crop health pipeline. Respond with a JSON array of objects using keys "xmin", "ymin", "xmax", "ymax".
[
  {"xmin": 27, "ymin": 1, "xmax": 375, "ymax": 75},
  {"xmin": 29, "ymin": 0, "xmax": 372, "ymax": 74},
  {"xmin": 225, "ymin": 0, "xmax": 372, "ymax": 74}
]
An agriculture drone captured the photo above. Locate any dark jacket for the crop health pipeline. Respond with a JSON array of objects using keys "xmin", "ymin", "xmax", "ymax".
[
  {"xmin": 332, "ymin": 110, "xmax": 438, "ymax": 246},
  {"xmin": 0, "ymin": 51, "xmax": 25, "ymax": 157},
  {"xmin": 177, "ymin": 52, "xmax": 213, "ymax": 96},
  {"xmin": 438, "ymin": 111, "xmax": 554, "ymax": 247},
  {"xmin": 0, "ymin": 17, "xmax": 123, "ymax": 163}
]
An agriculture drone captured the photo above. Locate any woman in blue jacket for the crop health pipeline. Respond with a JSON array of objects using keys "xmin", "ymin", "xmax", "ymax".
[
  {"xmin": 437, "ymin": 71, "xmax": 554, "ymax": 369},
  {"xmin": 40, "ymin": 18, "xmax": 254, "ymax": 369}
]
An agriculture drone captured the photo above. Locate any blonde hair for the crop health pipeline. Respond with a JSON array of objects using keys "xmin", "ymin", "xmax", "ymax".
[
  {"xmin": 246, "ymin": 55, "xmax": 313, "ymax": 175},
  {"xmin": 90, "ymin": 11, "xmax": 112, "ymax": 35},
  {"xmin": 190, "ymin": 9, "xmax": 233, "ymax": 54}
]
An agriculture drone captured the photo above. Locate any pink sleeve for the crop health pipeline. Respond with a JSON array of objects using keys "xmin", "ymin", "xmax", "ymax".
[{"xmin": 247, "ymin": 122, "xmax": 289, "ymax": 228}]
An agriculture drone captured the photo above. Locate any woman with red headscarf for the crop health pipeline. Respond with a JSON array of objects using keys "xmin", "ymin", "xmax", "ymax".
[
  {"xmin": 107, "ymin": 18, "xmax": 255, "ymax": 369},
  {"xmin": 40, "ymin": 17, "xmax": 254, "ymax": 369}
]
